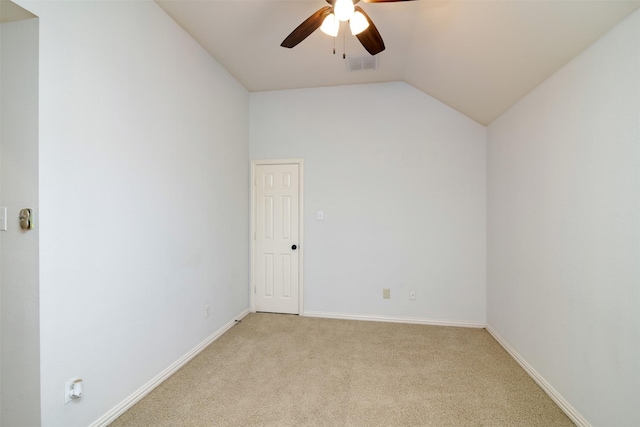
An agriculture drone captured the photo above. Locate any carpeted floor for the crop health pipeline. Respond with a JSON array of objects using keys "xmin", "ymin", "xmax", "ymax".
[{"xmin": 111, "ymin": 313, "xmax": 573, "ymax": 426}]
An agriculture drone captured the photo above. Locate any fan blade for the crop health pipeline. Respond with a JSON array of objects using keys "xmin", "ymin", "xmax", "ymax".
[
  {"xmin": 281, "ymin": 6, "xmax": 333, "ymax": 48},
  {"xmin": 362, "ymin": 0, "xmax": 415, "ymax": 2},
  {"xmin": 354, "ymin": 6, "xmax": 385, "ymax": 55}
]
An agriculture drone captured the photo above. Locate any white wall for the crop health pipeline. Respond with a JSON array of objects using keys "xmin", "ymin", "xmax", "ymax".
[
  {"xmin": 251, "ymin": 82, "xmax": 486, "ymax": 325},
  {"xmin": 16, "ymin": 1, "xmax": 250, "ymax": 425},
  {"xmin": 487, "ymin": 9, "xmax": 640, "ymax": 427},
  {"xmin": 0, "ymin": 17, "xmax": 40, "ymax": 427}
]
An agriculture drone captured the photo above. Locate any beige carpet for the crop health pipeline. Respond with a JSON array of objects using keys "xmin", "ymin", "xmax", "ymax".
[{"xmin": 111, "ymin": 313, "xmax": 573, "ymax": 426}]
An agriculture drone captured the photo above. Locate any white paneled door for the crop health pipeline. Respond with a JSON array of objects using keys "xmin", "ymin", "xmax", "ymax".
[{"xmin": 254, "ymin": 164, "xmax": 300, "ymax": 314}]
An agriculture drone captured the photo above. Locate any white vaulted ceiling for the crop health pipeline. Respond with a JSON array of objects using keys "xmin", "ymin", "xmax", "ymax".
[
  {"xmin": 0, "ymin": 0, "xmax": 36, "ymax": 23},
  {"xmin": 155, "ymin": 0, "xmax": 640, "ymax": 125}
]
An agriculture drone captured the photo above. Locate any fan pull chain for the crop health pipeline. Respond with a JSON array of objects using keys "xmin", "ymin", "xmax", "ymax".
[{"xmin": 343, "ymin": 23, "xmax": 346, "ymax": 59}]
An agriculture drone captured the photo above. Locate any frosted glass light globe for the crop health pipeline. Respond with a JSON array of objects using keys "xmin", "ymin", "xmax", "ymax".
[{"xmin": 334, "ymin": 0, "xmax": 355, "ymax": 22}]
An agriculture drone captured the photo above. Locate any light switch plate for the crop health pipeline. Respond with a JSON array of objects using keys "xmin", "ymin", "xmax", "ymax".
[{"xmin": 0, "ymin": 207, "xmax": 7, "ymax": 231}]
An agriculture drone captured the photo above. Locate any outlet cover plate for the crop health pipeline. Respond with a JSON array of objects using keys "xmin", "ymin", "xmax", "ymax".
[{"xmin": 64, "ymin": 377, "xmax": 79, "ymax": 404}]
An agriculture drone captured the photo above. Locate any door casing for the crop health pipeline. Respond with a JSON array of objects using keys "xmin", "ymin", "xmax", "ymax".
[{"xmin": 250, "ymin": 159, "xmax": 304, "ymax": 314}]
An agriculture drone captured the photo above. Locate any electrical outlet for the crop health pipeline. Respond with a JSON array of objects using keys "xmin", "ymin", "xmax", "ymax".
[
  {"xmin": 64, "ymin": 377, "xmax": 79, "ymax": 404},
  {"xmin": 383, "ymin": 288, "xmax": 391, "ymax": 299},
  {"xmin": 205, "ymin": 304, "xmax": 210, "ymax": 318},
  {"xmin": 409, "ymin": 290, "xmax": 416, "ymax": 300}
]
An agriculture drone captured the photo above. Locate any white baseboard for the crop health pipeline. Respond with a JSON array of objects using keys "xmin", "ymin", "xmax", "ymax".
[
  {"xmin": 485, "ymin": 323, "xmax": 590, "ymax": 427},
  {"xmin": 303, "ymin": 310, "xmax": 485, "ymax": 328},
  {"xmin": 89, "ymin": 309, "xmax": 251, "ymax": 427}
]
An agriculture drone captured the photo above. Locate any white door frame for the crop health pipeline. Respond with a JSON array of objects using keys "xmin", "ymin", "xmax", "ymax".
[{"xmin": 250, "ymin": 159, "xmax": 304, "ymax": 314}]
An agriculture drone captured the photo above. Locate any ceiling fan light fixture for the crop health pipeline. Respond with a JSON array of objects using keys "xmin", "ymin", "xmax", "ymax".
[
  {"xmin": 334, "ymin": 0, "xmax": 355, "ymax": 22},
  {"xmin": 349, "ymin": 11, "xmax": 369, "ymax": 36},
  {"xmin": 320, "ymin": 13, "xmax": 339, "ymax": 37}
]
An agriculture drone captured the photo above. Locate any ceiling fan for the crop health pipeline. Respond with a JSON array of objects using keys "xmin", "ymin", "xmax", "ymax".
[{"xmin": 281, "ymin": 0, "xmax": 415, "ymax": 56}]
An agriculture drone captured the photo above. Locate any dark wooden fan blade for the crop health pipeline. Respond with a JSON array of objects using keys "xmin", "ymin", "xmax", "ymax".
[
  {"xmin": 354, "ymin": 6, "xmax": 385, "ymax": 55},
  {"xmin": 281, "ymin": 6, "xmax": 333, "ymax": 48}
]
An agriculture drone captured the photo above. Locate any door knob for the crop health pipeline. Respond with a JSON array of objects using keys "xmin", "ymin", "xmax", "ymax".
[
  {"xmin": 19, "ymin": 208, "xmax": 34, "ymax": 230},
  {"xmin": 291, "ymin": 245, "xmax": 297, "ymax": 250}
]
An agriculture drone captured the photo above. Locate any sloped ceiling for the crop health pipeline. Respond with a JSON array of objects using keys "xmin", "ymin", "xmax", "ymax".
[
  {"xmin": 156, "ymin": 0, "xmax": 640, "ymax": 125},
  {"xmin": 0, "ymin": 0, "xmax": 36, "ymax": 24}
]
